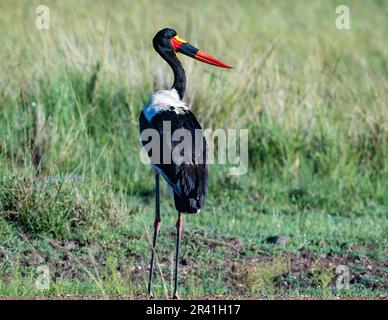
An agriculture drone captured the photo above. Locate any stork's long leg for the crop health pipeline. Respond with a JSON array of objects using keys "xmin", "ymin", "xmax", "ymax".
[
  {"xmin": 148, "ymin": 173, "xmax": 161, "ymax": 298},
  {"xmin": 173, "ymin": 212, "xmax": 183, "ymax": 299}
]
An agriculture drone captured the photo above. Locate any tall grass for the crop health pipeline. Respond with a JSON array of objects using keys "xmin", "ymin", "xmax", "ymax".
[
  {"xmin": 1, "ymin": 0, "xmax": 386, "ymax": 180},
  {"xmin": 0, "ymin": 0, "xmax": 387, "ymax": 297}
]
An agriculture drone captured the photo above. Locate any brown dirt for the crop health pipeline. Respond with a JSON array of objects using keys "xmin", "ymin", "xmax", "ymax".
[{"xmin": 1, "ymin": 230, "xmax": 387, "ymax": 298}]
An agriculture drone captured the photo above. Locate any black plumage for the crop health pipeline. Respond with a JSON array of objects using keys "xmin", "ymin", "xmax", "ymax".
[{"xmin": 139, "ymin": 108, "xmax": 208, "ymax": 213}]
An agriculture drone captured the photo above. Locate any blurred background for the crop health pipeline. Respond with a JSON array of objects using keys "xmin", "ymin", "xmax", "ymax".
[{"xmin": 0, "ymin": 0, "xmax": 386, "ymax": 298}]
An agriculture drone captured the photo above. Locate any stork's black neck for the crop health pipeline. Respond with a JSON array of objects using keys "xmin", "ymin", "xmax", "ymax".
[
  {"xmin": 171, "ymin": 57, "xmax": 186, "ymax": 100},
  {"xmin": 152, "ymin": 29, "xmax": 186, "ymax": 100},
  {"xmin": 165, "ymin": 55, "xmax": 186, "ymax": 100}
]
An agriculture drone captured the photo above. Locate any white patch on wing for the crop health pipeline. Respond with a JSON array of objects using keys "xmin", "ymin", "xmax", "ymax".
[{"xmin": 142, "ymin": 89, "xmax": 188, "ymax": 122}]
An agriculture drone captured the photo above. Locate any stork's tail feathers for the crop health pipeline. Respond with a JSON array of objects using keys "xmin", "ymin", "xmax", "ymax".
[{"xmin": 173, "ymin": 192, "xmax": 205, "ymax": 214}]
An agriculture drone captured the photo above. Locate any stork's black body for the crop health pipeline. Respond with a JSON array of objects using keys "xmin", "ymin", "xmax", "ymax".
[
  {"xmin": 139, "ymin": 28, "xmax": 231, "ymax": 299},
  {"xmin": 139, "ymin": 108, "xmax": 208, "ymax": 213}
]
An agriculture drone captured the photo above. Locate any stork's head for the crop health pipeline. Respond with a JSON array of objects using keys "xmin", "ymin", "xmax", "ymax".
[{"xmin": 153, "ymin": 28, "xmax": 232, "ymax": 69}]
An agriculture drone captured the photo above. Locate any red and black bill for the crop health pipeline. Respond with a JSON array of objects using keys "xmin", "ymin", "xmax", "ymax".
[{"xmin": 170, "ymin": 35, "xmax": 232, "ymax": 69}]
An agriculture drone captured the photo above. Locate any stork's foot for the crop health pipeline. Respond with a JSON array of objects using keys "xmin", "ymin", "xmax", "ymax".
[
  {"xmin": 172, "ymin": 294, "xmax": 180, "ymax": 300},
  {"xmin": 148, "ymin": 294, "xmax": 154, "ymax": 299}
]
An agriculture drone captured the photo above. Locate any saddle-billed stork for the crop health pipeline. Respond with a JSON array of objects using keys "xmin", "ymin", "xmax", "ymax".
[{"xmin": 139, "ymin": 28, "xmax": 231, "ymax": 299}]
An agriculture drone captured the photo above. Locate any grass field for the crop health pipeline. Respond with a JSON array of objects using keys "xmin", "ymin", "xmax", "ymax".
[{"xmin": 0, "ymin": 0, "xmax": 387, "ymax": 298}]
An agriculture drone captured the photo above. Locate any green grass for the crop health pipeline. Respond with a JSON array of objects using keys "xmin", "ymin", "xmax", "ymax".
[{"xmin": 0, "ymin": 0, "xmax": 387, "ymax": 298}]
